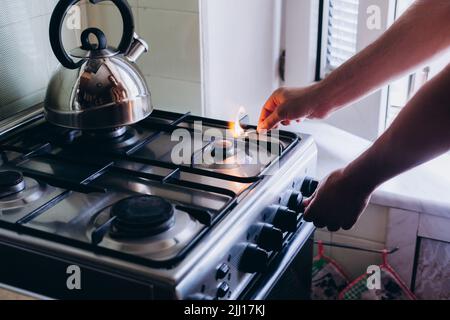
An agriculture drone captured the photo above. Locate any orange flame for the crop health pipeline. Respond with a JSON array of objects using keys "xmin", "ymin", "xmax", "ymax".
[{"xmin": 230, "ymin": 107, "xmax": 246, "ymax": 138}]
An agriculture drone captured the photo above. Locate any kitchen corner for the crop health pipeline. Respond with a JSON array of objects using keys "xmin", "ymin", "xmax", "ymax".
[{"xmin": 290, "ymin": 120, "xmax": 450, "ymax": 299}]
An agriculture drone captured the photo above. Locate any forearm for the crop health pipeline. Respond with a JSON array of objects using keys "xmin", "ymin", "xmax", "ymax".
[
  {"xmin": 318, "ymin": 0, "xmax": 450, "ymax": 112},
  {"xmin": 344, "ymin": 65, "xmax": 450, "ymax": 192}
]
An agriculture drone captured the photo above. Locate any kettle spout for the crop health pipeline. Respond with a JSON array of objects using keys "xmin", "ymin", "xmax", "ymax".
[{"xmin": 125, "ymin": 33, "xmax": 149, "ymax": 62}]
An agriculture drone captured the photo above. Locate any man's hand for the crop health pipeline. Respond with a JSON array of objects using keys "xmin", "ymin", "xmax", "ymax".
[
  {"xmin": 303, "ymin": 169, "xmax": 372, "ymax": 232},
  {"xmin": 257, "ymin": 84, "xmax": 330, "ymax": 132}
]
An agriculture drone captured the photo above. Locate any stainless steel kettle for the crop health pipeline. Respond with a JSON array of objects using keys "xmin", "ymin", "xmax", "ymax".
[{"xmin": 45, "ymin": 0, "xmax": 152, "ymax": 130}]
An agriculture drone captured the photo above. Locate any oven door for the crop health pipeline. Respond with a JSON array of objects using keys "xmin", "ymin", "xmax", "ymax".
[{"xmin": 239, "ymin": 228, "xmax": 315, "ymax": 300}]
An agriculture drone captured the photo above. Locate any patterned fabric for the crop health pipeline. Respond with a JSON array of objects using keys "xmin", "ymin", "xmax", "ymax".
[
  {"xmin": 339, "ymin": 251, "xmax": 416, "ymax": 300},
  {"xmin": 311, "ymin": 241, "xmax": 350, "ymax": 300}
]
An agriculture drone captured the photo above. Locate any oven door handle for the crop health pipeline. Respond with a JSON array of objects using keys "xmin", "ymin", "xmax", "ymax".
[{"xmin": 240, "ymin": 222, "xmax": 315, "ymax": 300}]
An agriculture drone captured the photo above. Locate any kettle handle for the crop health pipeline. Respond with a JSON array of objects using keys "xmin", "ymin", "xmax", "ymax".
[{"xmin": 50, "ymin": 0, "xmax": 135, "ymax": 69}]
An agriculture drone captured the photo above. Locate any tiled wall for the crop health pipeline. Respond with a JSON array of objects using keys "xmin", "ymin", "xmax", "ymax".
[
  {"xmin": 314, "ymin": 204, "xmax": 390, "ymax": 280},
  {"xmin": 0, "ymin": 0, "xmax": 81, "ymax": 121},
  {"xmin": 86, "ymin": 0, "xmax": 202, "ymax": 115},
  {"xmin": 0, "ymin": 0, "xmax": 201, "ymax": 123}
]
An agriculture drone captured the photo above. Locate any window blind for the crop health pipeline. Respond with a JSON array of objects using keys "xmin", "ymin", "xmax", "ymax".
[{"xmin": 325, "ymin": 0, "xmax": 360, "ymax": 73}]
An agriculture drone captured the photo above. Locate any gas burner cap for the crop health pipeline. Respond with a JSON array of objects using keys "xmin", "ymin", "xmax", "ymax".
[
  {"xmin": 211, "ymin": 139, "xmax": 236, "ymax": 160},
  {"xmin": 77, "ymin": 126, "xmax": 140, "ymax": 150},
  {"xmin": 0, "ymin": 171, "xmax": 25, "ymax": 197},
  {"xmin": 110, "ymin": 195, "xmax": 175, "ymax": 238},
  {"xmin": 84, "ymin": 127, "xmax": 127, "ymax": 140}
]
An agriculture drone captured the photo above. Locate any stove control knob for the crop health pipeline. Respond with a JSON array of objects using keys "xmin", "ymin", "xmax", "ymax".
[
  {"xmin": 272, "ymin": 206, "xmax": 298, "ymax": 232},
  {"xmin": 216, "ymin": 282, "xmax": 230, "ymax": 299},
  {"xmin": 257, "ymin": 224, "xmax": 283, "ymax": 251},
  {"xmin": 300, "ymin": 177, "xmax": 319, "ymax": 198},
  {"xmin": 239, "ymin": 244, "xmax": 269, "ymax": 273},
  {"xmin": 287, "ymin": 190, "xmax": 305, "ymax": 213},
  {"xmin": 216, "ymin": 263, "xmax": 230, "ymax": 280}
]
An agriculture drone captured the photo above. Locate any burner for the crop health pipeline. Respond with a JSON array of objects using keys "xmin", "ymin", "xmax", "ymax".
[
  {"xmin": 0, "ymin": 171, "xmax": 25, "ymax": 197},
  {"xmin": 77, "ymin": 126, "xmax": 141, "ymax": 150},
  {"xmin": 84, "ymin": 127, "xmax": 127, "ymax": 140},
  {"xmin": 110, "ymin": 195, "xmax": 175, "ymax": 238},
  {"xmin": 211, "ymin": 139, "xmax": 237, "ymax": 161}
]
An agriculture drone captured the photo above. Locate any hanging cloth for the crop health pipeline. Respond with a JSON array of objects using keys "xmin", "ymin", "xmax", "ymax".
[
  {"xmin": 311, "ymin": 241, "xmax": 350, "ymax": 300},
  {"xmin": 339, "ymin": 250, "xmax": 416, "ymax": 300}
]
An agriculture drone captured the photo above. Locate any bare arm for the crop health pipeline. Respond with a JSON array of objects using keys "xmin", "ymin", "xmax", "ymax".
[
  {"xmin": 258, "ymin": 0, "xmax": 450, "ymax": 130},
  {"xmin": 344, "ymin": 64, "xmax": 450, "ymax": 193},
  {"xmin": 304, "ymin": 65, "xmax": 450, "ymax": 231},
  {"xmin": 322, "ymin": 0, "xmax": 450, "ymax": 112}
]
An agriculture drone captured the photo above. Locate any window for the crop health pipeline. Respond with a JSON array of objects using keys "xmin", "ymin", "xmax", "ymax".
[
  {"xmin": 290, "ymin": 0, "xmax": 397, "ymax": 140},
  {"xmin": 321, "ymin": 0, "xmax": 360, "ymax": 77},
  {"xmin": 385, "ymin": 0, "xmax": 417, "ymax": 127}
]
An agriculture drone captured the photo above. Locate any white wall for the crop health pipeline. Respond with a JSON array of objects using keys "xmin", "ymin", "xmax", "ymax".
[
  {"xmin": 87, "ymin": 0, "xmax": 202, "ymax": 115},
  {"xmin": 284, "ymin": 0, "xmax": 319, "ymax": 87},
  {"xmin": 200, "ymin": 0, "xmax": 283, "ymax": 122}
]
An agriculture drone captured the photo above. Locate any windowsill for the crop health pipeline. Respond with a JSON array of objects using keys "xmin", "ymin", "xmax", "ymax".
[{"xmin": 287, "ymin": 120, "xmax": 450, "ymax": 219}]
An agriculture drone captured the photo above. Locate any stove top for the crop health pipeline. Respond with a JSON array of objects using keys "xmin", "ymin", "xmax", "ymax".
[{"xmin": 0, "ymin": 109, "xmax": 301, "ymax": 269}]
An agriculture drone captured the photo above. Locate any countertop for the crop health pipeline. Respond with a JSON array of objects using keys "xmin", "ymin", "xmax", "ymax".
[
  {"xmin": 289, "ymin": 121, "xmax": 450, "ymax": 219},
  {"xmin": 0, "ymin": 286, "xmax": 36, "ymax": 300}
]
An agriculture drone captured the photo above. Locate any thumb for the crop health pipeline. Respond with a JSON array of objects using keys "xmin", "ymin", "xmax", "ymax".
[
  {"xmin": 303, "ymin": 197, "xmax": 312, "ymax": 207},
  {"xmin": 302, "ymin": 189, "xmax": 318, "ymax": 222},
  {"xmin": 302, "ymin": 198, "xmax": 315, "ymax": 222}
]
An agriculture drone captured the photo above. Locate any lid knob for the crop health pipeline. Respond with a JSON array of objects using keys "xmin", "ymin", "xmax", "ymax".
[{"xmin": 80, "ymin": 28, "xmax": 108, "ymax": 51}]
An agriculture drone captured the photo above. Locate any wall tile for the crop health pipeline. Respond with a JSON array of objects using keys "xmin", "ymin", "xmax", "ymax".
[
  {"xmin": 0, "ymin": 0, "xmax": 49, "ymax": 27},
  {"xmin": 145, "ymin": 76, "xmax": 201, "ymax": 115},
  {"xmin": 0, "ymin": 15, "xmax": 49, "ymax": 109},
  {"xmin": 137, "ymin": 0, "xmax": 199, "ymax": 13},
  {"xmin": 82, "ymin": 0, "xmax": 202, "ymax": 115},
  {"xmin": 385, "ymin": 208, "xmax": 419, "ymax": 288},
  {"xmin": 334, "ymin": 204, "xmax": 389, "ymax": 243},
  {"xmin": 329, "ymin": 233, "xmax": 384, "ymax": 280},
  {"xmin": 0, "ymin": 0, "xmax": 88, "ymax": 120},
  {"xmin": 418, "ymin": 213, "xmax": 450, "ymax": 243},
  {"xmin": 137, "ymin": 8, "xmax": 200, "ymax": 82},
  {"xmin": 85, "ymin": 3, "xmax": 139, "ymax": 50},
  {"xmin": 313, "ymin": 230, "xmax": 332, "ymax": 257}
]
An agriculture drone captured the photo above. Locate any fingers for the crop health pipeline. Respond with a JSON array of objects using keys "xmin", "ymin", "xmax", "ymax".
[
  {"xmin": 341, "ymin": 223, "xmax": 354, "ymax": 231},
  {"xmin": 258, "ymin": 94, "xmax": 278, "ymax": 132},
  {"xmin": 302, "ymin": 194, "xmax": 316, "ymax": 222},
  {"xmin": 303, "ymin": 192, "xmax": 342, "ymax": 231},
  {"xmin": 258, "ymin": 109, "xmax": 283, "ymax": 132},
  {"xmin": 327, "ymin": 225, "xmax": 340, "ymax": 232},
  {"xmin": 304, "ymin": 200, "xmax": 357, "ymax": 231}
]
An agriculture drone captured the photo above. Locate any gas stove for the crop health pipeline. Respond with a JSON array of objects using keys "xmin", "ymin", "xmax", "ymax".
[{"xmin": 0, "ymin": 106, "xmax": 317, "ymax": 300}]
